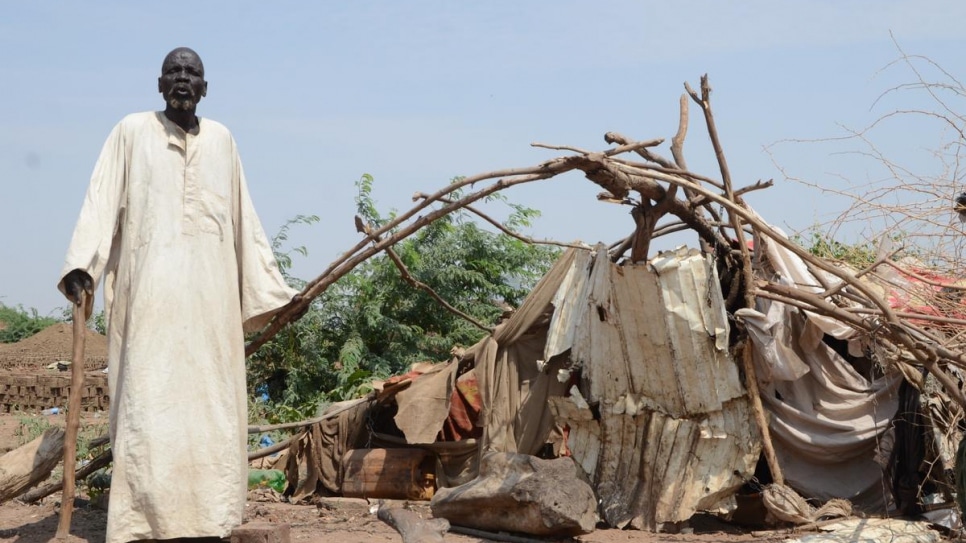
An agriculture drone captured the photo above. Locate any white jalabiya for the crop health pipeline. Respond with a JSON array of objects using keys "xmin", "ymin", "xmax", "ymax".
[{"xmin": 59, "ymin": 111, "xmax": 297, "ymax": 543}]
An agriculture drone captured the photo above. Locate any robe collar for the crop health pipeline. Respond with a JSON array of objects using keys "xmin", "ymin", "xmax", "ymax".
[{"xmin": 156, "ymin": 111, "xmax": 202, "ymax": 152}]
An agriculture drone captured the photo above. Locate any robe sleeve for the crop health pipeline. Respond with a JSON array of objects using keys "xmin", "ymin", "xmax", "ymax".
[
  {"xmin": 231, "ymin": 139, "xmax": 299, "ymax": 333},
  {"xmin": 57, "ymin": 122, "xmax": 127, "ymax": 297}
]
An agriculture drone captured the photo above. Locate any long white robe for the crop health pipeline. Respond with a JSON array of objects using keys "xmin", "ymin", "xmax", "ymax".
[{"xmin": 59, "ymin": 111, "xmax": 297, "ymax": 543}]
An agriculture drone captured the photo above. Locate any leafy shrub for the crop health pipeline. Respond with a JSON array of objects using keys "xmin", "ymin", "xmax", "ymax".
[
  {"xmin": 0, "ymin": 304, "xmax": 60, "ymax": 343},
  {"xmin": 248, "ymin": 175, "xmax": 560, "ymax": 415}
]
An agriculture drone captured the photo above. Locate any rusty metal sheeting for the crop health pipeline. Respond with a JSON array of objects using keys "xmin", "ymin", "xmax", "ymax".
[
  {"xmin": 565, "ymin": 246, "xmax": 746, "ymax": 417},
  {"xmin": 551, "ymin": 246, "xmax": 760, "ymax": 529}
]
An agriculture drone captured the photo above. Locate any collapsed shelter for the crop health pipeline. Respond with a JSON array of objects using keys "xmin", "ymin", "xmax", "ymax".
[{"xmin": 258, "ymin": 76, "xmax": 966, "ymax": 536}]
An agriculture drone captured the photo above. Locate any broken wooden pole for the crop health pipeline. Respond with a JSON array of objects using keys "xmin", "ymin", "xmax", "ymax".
[{"xmin": 741, "ymin": 342, "xmax": 785, "ymax": 486}]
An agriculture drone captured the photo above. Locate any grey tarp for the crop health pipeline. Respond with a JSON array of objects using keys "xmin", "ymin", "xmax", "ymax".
[{"xmin": 741, "ymin": 228, "xmax": 901, "ymax": 510}]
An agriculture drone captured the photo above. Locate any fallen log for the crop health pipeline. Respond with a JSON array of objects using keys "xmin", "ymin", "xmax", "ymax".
[
  {"xmin": 20, "ymin": 447, "xmax": 112, "ymax": 504},
  {"xmin": 0, "ymin": 427, "xmax": 64, "ymax": 504}
]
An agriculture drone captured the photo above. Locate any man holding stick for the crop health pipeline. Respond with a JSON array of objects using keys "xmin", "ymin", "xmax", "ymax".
[{"xmin": 59, "ymin": 47, "xmax": 299, "ymax": 542}]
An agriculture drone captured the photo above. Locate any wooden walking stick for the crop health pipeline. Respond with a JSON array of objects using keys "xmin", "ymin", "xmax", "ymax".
[{"xmin": 57, "ymin": 290, "xmax": 90, "ymax": 539}]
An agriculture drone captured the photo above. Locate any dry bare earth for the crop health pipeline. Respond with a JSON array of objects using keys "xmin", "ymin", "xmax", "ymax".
[
  {"xmin": 0, "ymin": 413, "xmax": 777, "ymax": 543},
  {"xmin": 0, "ymin": 328, "xmax": 919, "ymax": 543},
  {"xmin": 0, "ymin": 488, "xmax": 779, "ymax": 543}
]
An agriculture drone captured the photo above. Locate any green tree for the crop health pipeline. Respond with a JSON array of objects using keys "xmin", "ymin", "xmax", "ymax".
[
  {"xmin": 248, "ymin": 175, "xmax": 560, "ymax": 417},
  {"xmin": 0, "ymin": 304, "xmax": 60, "ymax": 343}
]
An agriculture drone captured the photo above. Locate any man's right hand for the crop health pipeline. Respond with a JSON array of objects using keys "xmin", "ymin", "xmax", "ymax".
[{"xmin": 62, "ymin": 269, "xmax": 94, "ymax": 306}]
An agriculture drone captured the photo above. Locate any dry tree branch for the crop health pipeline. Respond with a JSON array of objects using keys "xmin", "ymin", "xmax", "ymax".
[
  {"xmin": 247, "ymin": 138, "xmax": 687, "ymax": 355},
  {"xmin": 687, "ymin": 75, "xmax": 752, "ymax": 307},
  {"xmin": 247, "ymin": 169, "xmax": 560, "ymax": 354},
  {"xmin": 607, "ymin": 158, "xmax": 725, "ymax": 190},
  {"xmin": 358, "ymin": 215, "xmax": 494, "ymax": 333},
  {"xmin": 687, "ymin": 74, "xmax": 785, "ymax": 486},
  {"xmin": 412, "ymin": 193, "xmax": 589, "ymax": 250},
  {"xmin": 530, "ymin": 143, "xmax": 593, "ymax": 154},
  {"xmin": 603, "ymin": 132, "xmax": 677, "ymax": 170},
  {"xmin": 679, "ymin": 179, "xmax": 773, "ymax": 208},
  {"xmin": 845, "ymin": 307, "xmax": 966, "ymax": 330},
  {"xmin": 671, "ymin": 94, "xmax": 690, "ymax": 171}
]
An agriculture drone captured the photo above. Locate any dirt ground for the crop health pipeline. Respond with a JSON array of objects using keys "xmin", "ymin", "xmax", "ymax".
[
  {"xmin": 0, "ymin": 410, "xmax": 796, "ymax": 543},
  {"xmin": 0, "ymin": 326, "xmax": 950, "ymax": 543},
  {"xmin": 3, "ymin": 410, "xmax": 962, "ymax": 543},
  {"xmin": 0, "ymin": 495, "xmax": 789, "ymax": 543}
]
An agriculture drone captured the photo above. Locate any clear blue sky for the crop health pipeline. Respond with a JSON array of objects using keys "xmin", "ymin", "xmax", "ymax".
[{"xmin": 3, "ymin": 1, "xmax": 965, "ymax": 316}]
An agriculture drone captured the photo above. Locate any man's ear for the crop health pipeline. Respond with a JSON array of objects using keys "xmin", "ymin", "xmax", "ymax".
[
  {"xmin": 158, "ymin": 77, "xmax": 162, "ymax": 93},
  {"xmin": 202, "ymin": 81, "xmax": 208, "ymax": 98}
]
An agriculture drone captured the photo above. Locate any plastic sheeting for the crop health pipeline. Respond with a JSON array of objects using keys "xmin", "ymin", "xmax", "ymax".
[{"xmin": 745, "ymin": 232, "xmax": 901, "ymax": 510}]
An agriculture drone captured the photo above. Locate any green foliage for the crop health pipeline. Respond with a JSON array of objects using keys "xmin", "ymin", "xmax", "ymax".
[
  {"xmin": 60, "ymin": 305, "xmax": 107, "ymax": 335},
  {"xmin": 792, "ymin": 229, "xmax": 881, "ymax": 269},
  {"xmin": 14, "ymin": 414, "xmax": 54, "ymax": 446},
  {"xmin": 248, "ymin": 174, "xmax": 560, "ymax": 415},
  {"xmin": 272, "ymin": 214, "xmax": 321, "ymax": 277},
  {"xmin": 13, "ymin": 413, "xmax": 108, "ymax": 454},
  {"xmin": 90, "ymin": 310, "xmax": 107, "ymax": 335},
  {"xmin": 0, "ymin": 304, "xmax": 60, "ymax": 343},
  {"xmin": 77, "ymin": 420, "xmax": 109, "ymax": 460}
]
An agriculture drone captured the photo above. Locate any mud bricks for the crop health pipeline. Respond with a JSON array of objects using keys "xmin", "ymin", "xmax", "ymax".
[{"xmin": 0, "ymin": 371, "xmax": 109, "ymax": 413}]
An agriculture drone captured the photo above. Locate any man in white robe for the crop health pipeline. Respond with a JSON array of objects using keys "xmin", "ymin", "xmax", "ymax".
[{"xmin": 59, "ymin": 47, "xmax": 299, "ymax": 543}]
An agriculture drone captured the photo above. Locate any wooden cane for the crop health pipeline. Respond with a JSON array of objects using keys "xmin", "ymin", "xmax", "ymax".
[{"xmin": 56, "ymin": 291, "xmax": 88, "ymax": 539}]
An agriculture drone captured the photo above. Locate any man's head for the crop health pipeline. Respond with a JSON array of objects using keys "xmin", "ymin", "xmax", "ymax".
[{"xmin": 158, "ymin": 47, "xmax": 207, "ymax": 112}]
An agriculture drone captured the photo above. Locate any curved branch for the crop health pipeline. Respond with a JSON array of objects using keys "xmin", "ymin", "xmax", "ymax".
[
  {"xmin": 671, "ymin": 94, "xmax": 690, "ymax": 170},
  {"xmin": 246, "ymin": 168, "xmax": 569, "ymax": 355},
  {"xmin": 413, "ymin": 193, "xmax": 589, "ymax": 250}
]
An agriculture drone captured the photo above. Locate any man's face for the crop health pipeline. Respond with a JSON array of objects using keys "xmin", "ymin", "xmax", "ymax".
[{"xmin": 158, "ymin": 50, "xmax": 207, "ymax": 111}]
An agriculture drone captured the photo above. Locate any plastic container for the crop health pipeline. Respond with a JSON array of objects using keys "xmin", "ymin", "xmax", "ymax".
[
  {"xmin": 247, "ymin": 469, "xmax": 287, "ymax": 493},
  {"xmin": 340, "ymin": 448, "xmax": 436, "ymax": 501}
]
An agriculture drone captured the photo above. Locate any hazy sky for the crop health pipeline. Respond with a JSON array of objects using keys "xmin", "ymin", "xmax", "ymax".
[{"xmin": 3, "ymin": 1, "xmax": 966, "ymax": 315}]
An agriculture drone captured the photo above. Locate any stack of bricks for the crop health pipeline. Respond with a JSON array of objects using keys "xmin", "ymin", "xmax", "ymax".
[
  {"xmin": 0, "ymin": 371, "xmax": 109, "ymax": 413},
  {"xmin": 0, "ymin": 355, "xmax": 108, "ymax": 372}
]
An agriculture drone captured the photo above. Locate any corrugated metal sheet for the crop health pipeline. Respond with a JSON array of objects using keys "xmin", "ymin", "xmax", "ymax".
[{"xmin": 550, "ymin": 246, "xmax": 760, "ymax": 530}]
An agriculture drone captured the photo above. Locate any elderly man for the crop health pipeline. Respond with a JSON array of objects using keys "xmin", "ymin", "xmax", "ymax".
[{"xmin": 59, "ymin": 47, "xmax": 298, "ymax": 542}]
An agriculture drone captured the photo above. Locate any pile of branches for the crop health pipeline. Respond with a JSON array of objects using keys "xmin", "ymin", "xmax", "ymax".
[
  {"xmin": 245, "ymin": 74, "xmax": 966, "ymax": 489},
  {"xmin": 247, "ymin": 75, "xmax": 771, "ymax": 354}
]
